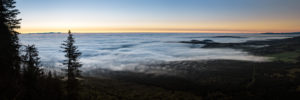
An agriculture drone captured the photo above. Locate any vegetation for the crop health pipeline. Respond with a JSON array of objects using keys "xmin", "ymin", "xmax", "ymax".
[
  {"xmin": 21, "ymin": 45, "xmax": 43, "ymax": 100},
  {"xmin": 0, "ymin": 0, "xmax": 22, "ymax": 99},
  {"xmin": 61, "ymin": 30, "xmax": 82, "ymax": 100},
  {"xmin": 267, "ymin": 51, "xmax": 300, "ymax": 63},
  {"xmin": 0, "ymin": 1, "xmax": 65, "ymax": 100}
]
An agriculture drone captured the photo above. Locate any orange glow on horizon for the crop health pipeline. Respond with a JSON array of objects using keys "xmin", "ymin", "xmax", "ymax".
[
  {"xmin": 16, "ymin": 28, "xmax": 261, "ymax": 34},
  {"xmin": 18, "ymin": 26, "xmax": 300, "ymax": 34},
  {"xmin": 16, "ymin": 0, "xmax": 300, "ymax": 34},
  {"xmin": 18, "ymin": 19, "xmax": 300, "ymax": 34}
]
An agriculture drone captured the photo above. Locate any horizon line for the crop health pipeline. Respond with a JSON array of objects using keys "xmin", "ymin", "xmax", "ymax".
[{"xmin": 20, "ymin": 31, "xmax": 300, "ymax": 34}]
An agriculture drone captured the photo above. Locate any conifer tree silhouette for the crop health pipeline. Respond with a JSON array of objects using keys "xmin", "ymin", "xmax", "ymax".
[
  {"xmin": 0, "ymin": 0, "xmax": 22, "ymax": 99},
  {"xmin": 21, "ymin": 45, "xmax": 43, "ymax": 100},
  {"xmin": 61, "ymin": 30, "xmax": 82, "ymax": 100}
]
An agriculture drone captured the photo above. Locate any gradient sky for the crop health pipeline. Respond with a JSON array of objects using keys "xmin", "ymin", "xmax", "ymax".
[{"xmin": 16, "ymin": 0, "xmax": 300, "ymax": 33}]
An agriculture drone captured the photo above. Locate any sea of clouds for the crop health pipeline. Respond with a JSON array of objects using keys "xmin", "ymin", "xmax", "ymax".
[{"xmin": 19, "ymin": 33, "xmax": 292, "ymax": 72}]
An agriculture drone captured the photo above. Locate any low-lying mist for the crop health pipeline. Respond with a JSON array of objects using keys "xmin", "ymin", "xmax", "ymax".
[{"xmin": 20, "ymin": 33, "xmax": 290, "ymax": 72}]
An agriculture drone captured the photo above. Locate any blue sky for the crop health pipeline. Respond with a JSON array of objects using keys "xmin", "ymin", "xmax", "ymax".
[{"xmin": 16, "ymin": 0, "xmax": 300, "ymax": 33}]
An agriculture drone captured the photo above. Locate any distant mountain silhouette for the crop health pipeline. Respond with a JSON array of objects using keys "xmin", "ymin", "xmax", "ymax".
[
  {"xmin": 262, "ymin": 32, "xmax": 300, "ymax": 35},
  {"xmin": 27, "ymin": 32, "xmax": 62, "ymax": 34}
]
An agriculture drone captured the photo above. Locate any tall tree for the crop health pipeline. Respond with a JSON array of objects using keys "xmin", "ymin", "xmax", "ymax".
[
  {"xmin": 21, "ymin": 45, "xmax": 43, "ymax": 100},
  {"xmin": 22, "ymin": 45, "xmax": 42, "ymax": 77},
  {"xmin": 0, "ymin": 0, "xmax": 22, "ymax": 99},
  {"xmin": 61, "ymin": 30, "xmax": 82, "ymax": 100}
]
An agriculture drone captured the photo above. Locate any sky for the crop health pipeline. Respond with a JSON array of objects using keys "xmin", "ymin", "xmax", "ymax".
[{"xmin": 16, "ymin": 0, "xmax": 300, "ymax": 33}]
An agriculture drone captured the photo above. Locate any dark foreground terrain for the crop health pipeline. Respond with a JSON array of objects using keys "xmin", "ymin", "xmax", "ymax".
[
  {"xmin": 83, "ymin": 60, "xmax": 300, "ymax": 100},
  {"xmin": 80, "ymin": 35, "xmax": 300, "ymax": 100}
]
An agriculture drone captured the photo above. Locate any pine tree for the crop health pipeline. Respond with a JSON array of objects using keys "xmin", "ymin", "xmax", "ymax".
[
  {"xmin": 0, "ymin": 0, "xmax": 22, "ymax": 99},
  {"xmin": 21, "ymin": 45, "xmax": 43, "ymax": 100},
  {"xmin": 22, "ymin": 45, "xmax": 43, "ymax": 83},
  {"xmin": 61, "ymin": 30, "xmax": 82, "ymax": 100}
]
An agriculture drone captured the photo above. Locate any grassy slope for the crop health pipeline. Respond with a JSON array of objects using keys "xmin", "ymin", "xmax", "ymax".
[
  {"xmin": 203, "ymin": 36, "xmax": 300, "ymax": 63},
  {"xmin": 267, "ymin": 51, "xmax": 300, "ymax": 63}
]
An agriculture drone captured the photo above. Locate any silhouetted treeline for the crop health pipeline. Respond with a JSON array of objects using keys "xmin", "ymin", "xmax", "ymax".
[
  {"xmin": 20, "ymin": 45, "xmax": 65, "ymax": 100},
  {"xmin": 0, "ymin": 0, "xmax": 81, "ymax": 100},
  {"xmin": 1, "ymin": 0, "xmax": 23, "ymax": 99}
]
